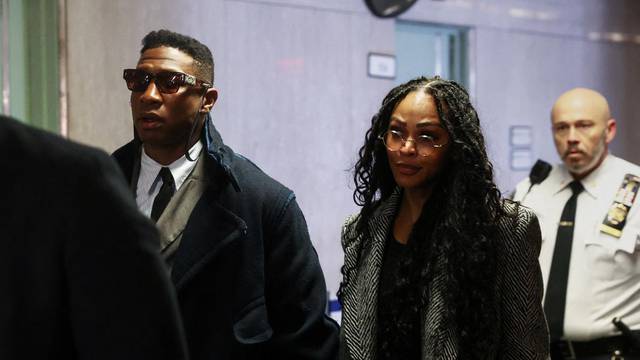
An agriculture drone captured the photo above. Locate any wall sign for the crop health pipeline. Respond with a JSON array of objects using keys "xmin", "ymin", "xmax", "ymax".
[{"xmin": 368, "ymin": 53, "xmax": 396, "ymax": 79}]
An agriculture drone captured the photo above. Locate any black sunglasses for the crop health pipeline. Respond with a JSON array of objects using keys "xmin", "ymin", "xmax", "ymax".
[{"xmin": 123, "ymin": 69, "xmax": 211, "ymax": 94}]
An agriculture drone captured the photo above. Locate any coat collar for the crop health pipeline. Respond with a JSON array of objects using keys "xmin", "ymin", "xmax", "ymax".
[
  {"xmin": 202, "ymin": 113, "xmax": 241, "ymax": 192},
  {"xmin": 117, "ymin": 114, "xmax": 242, "ymax": 193}
]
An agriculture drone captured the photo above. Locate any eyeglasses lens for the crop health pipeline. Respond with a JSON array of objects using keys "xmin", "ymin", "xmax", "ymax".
[
  {"xmin": 124, "ymin": 70, "xmax": 149, "ymax": 92},
  {"xmin": 383, "ymin": 131, "xmax": 440, "ymax": 157},
  {"xmin": 123, "ymin": 70, "xmax": 183, "ymax": 94},
  {"xmin": 385, "ymin": 131, "xmax": 403, "ymax": 150},
  {"xmin": 155, "ymin": 72, "xmax": 182, "ymax": 94}
]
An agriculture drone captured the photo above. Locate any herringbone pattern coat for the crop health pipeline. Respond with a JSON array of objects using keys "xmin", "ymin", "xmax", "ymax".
[{"xmin": 339, "ymin": 191, "xmax": 550, "ymax": 360}]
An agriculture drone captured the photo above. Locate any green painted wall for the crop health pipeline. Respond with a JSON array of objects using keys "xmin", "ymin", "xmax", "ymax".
[{"xmin": 5, "ymin": 0, "xmax": 59, "ymax": 132}]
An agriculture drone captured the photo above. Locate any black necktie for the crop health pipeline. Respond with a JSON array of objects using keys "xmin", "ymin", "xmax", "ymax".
[
  {"xmin": 151, "ymin": 167, "xmax": 175, "ymax": 222},
  {"xmin": 544, "ymin": 180, "xmax": 584, "ymax": 341}
]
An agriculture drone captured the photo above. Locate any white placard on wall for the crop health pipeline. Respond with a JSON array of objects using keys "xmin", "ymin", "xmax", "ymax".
[
  {"xmin": 509, "ymin": 125, "xmax": 533, "ymax": 147},
  {"xmin": 511, "ymin": 148, "xmax": 533, "ymax": 170},
  {"xmin": 368, "ymin": 53, "xmax": 396, "ymax": 79}
]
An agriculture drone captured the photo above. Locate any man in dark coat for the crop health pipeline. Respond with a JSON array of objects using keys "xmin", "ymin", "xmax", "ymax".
[
  {"xmin": 113, "ymin": 29, "xmax": 338, "ymax": 360},
  {"xmin": 0, "ymin": 116, "xmax": 188, "ymax": 359}
]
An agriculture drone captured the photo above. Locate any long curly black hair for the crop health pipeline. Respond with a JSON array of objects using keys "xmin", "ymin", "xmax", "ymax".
[{"xmin": 341, "ymin": 76, "xmax": 511, "ymax": 358}]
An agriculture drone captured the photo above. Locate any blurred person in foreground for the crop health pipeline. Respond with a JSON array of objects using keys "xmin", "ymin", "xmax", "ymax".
[{"xmin": 0, "ymin": 115, "xmax": 187, "ymax": 359}]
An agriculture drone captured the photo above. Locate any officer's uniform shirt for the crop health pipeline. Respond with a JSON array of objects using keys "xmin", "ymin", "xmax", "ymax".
[{"xmin": 513, "ymin": 154, "xmax": 640, "ymax": 341}]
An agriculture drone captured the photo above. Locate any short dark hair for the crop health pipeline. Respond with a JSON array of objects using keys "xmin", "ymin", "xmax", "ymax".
[{"xmin": 141, "ymin": 29, "xmax": 214, "ymax": 83}]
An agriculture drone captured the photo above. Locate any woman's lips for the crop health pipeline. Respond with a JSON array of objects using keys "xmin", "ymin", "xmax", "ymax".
[{"xmin": 395, "ymin": 163, "xmax": 421, "ymax": 175}]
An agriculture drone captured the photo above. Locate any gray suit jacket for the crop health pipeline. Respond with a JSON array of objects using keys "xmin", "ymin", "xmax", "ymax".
[
  {"xmin": 339, "ymin": 191, "xmax": 549, "ymax": 360},
  {"xmin": 156, "ymin": 152, "xmax": 208, "ymax": 265}
]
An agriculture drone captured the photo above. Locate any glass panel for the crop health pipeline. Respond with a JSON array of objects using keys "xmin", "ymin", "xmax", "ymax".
[{"xmin": 395, "ymin": 21, "xmax": 468, "ymax": 88}]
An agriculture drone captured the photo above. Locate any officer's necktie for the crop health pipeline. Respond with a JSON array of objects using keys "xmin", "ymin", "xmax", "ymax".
[
  {"xmin": 151, "ymin": 167, "xmax": 175, "ymax": 222},
  {"xmin": 544, "ymin": 180, "xmax": 584, "ymax": 341}
]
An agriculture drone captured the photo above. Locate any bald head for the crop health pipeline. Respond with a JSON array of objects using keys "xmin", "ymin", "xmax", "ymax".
[
  {"xmin": 551, "ymin": 87, "xmax": 611, "ymax": 125},
  {"xmin": 550, "ymin": 87, "xmax": 616, "ymax": 180}
]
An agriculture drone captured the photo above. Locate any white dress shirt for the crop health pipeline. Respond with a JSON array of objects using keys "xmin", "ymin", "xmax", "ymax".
[
  {"xmin": 136, "ymin": 142, "xmax": 203, "ymax": 218},
  {"xmin": 513, "ymin": 154, "xmax": 640, "ymax": 341}
]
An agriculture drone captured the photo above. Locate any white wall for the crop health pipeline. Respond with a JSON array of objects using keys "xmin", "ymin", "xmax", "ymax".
[{"xmin": 65, "ymin": 0, "xmax": 640, "ymax": 299}]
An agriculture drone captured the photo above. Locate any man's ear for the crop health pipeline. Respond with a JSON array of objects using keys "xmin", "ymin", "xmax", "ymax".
[
  {"xmin": 200, "ymin": 87, "xmax": 218, "ymax": 113},
  {"xmin": 605, "ymin": 118, "xmax": 617, "ymax": 144}
]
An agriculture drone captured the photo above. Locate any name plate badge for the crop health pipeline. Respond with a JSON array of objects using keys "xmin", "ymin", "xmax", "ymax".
[{"xmin": 600, "ymin": 173, "xmax": 640, "ymax": 238}]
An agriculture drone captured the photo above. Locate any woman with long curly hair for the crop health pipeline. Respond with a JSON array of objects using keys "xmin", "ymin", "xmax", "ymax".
[{"xmin": 338, "ymin": 76, "xmax": 549, "ymax": 359}]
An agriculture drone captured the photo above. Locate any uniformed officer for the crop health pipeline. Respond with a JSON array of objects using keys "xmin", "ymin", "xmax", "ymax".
[{"xmin": 513, "ymin": 88, "xmax": 640, "ymax": 360}]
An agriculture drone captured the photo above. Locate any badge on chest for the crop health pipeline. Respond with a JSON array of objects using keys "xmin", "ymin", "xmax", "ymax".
[{"xmin": 600, "ymin": 173, "xmax": 640, "ymax": 238}]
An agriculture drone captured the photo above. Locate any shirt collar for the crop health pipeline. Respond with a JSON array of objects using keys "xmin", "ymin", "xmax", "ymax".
[
  {"xmin": 552, "ymin": 153, "xmax": 613, "ymax": 199},
  {"xmin": 139, "ymin": 141, "xmax": 203, "ymax": 195}
]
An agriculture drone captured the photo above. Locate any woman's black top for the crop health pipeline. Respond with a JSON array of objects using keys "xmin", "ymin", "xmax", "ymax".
[
  {"xmin": 376, "ymin": 192, "xmax": 443, "ymax": 360},
  {"xmin": 376, "ymin": 233, "xmax": 422, "ymax": 360}
]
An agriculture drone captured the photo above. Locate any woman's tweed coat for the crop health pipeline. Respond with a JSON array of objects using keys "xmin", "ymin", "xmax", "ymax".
[{"xmin": 339, "ymin": 191, "xmax": 550, "ymax": 359}]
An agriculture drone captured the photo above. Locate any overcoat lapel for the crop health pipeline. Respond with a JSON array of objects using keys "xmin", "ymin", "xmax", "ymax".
[
  {"xmin": 170, "ymin": 187, "xmax": 246, "ymax": 291},
  {"xmin": 169, "ymin": 154, "xmax": 246, "ymax": 291},
  {"xmin": 343, "ymin": 191, "xmax": 399, "ymax": 360}
]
